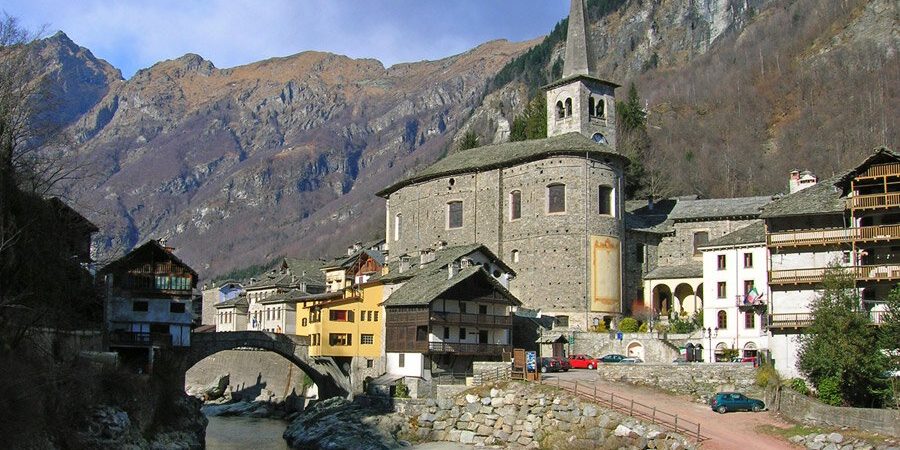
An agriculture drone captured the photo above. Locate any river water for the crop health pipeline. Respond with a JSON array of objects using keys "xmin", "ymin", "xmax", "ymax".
[{"xmin": 206, "ymin": 416, "xmax": 290, "ymax": 450}]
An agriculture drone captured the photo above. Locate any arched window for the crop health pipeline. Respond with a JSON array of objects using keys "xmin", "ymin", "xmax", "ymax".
[
  {"xmin": 589, "ymin": 97, "xmax": 596, "ymax": 117},
  {"xmin": 394, "ymin": 213, "xmax": 401, "ymax": 241},
  {"xmin": 511, "ymin": 249, "xmax": 520, "ymax": 263},
  {"xmin": 556, "ymin": 101, "xmax": 565, "ymax": 119},
  {"xmin": 592, "ymin": 133, "xmax": 608, "ymax": 144},
  {"xmin": 509, "ymin": 190, "xmax": 521, "ymax": 220},
  {"xmin": 547, "ymin": 183, "xmax": 566, "ymax": 214},
  {"xmin": 598, "ymin": 185, "xmax": 613, "ymax": 215},
  {"xmin": 597, "ymin": 98, "xmax": 605, "ymax": 118},
  {"xmin": 564, "ymin": 98, "xmax": 572, "ymax": 117},
  {"xmin": 717, "ymin": 310, "xmax": 728, "ymax": 329}
]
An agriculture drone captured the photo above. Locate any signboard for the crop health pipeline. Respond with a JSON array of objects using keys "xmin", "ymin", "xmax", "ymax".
[{"xmin": 525, "ymin": 351, "xmax": 537, "ymax": 372}]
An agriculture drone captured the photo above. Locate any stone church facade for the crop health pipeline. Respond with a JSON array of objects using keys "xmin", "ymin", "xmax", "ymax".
[{"xmin": 377, "ymin": 0, "xmax": 627, "ymax": 329}]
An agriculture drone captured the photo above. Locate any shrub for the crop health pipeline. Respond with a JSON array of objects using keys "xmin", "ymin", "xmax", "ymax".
[
  {"xmin": 590, "ymin": 321, "xmax": 608, "ymax": 332},
  {"xmin": 755, "ymin": 363, "xmax": 781, "ymax": 388},
  {"xmin": 638, "ymin": 322, "xmax": 649, "ymax": 332},
  {"xmin": 816, "ymin": 375, "xmax": 842, "ymax": 406},
  {"xmin": 618, "ymin": 318, "xmax": 639, "ymax": 332},
  {"xmin": 394, "ymin": 381, "xmax": 410, "ymax": 398},
  {"xmin": 789, "ymin": 378, "xmax": 810, "ymax": 396}
]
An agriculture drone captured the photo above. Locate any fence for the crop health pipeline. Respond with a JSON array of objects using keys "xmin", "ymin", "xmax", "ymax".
[
  {"xmin": 539, "ymin": 377, "xmax": 706, "ymax": 443},
  {"xmin": 472, "ymin": 365, "xmax": 512, "ymax": 385}
]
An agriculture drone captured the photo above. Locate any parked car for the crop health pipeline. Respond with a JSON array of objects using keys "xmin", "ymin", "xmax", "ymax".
[
  {"xmin": 731, "ymin": 356, "xmax": 759, "ymax": 366},
  {"xmin": 568, "ymin": 354, "xmax": 599, "ymax": 369},
  {"xmin": 539, "ymin": 357, "xmax": 561, "ymax": 373},
  {"xmin": 710, "ymin": 392, "xmax": 765, "ymax": 413},
  {"xmin": 553, "ymin": 356, "xmax": 571, "ymax": 372},
  {"xmin": 621, "ymin": 357, "xmax": 643, "ymax": 364},
  {"xmin": 599, "ymin": 354, "xmax": 626, "ymax": 363}
]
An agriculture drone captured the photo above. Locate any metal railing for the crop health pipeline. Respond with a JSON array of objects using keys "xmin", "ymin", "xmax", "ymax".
[
  {"xmin": 769, "ymin": 310, "xmax": 887, "ymax": 328},
  {"xmin": 539, "ymin": 377, "xmax": 706, "ymax": 443}
]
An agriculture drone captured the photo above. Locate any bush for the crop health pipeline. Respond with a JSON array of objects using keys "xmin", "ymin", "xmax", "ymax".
[
  {"xmin": 638, "ymin": 322, "xmax": 649, "ymax": 332},
  {"xmin": 590, "ymin": 321, "xmax": 608, "ymax": 332},
  {"xmin": 816, "ymin": 375, "xmax": 842, "ymax": 406},
  {"xmin": 789, "ymin": 378, "xmax": 810, "ymax": 396},
  {"xmin": 755, "ymin": 363, "xmax": 781, "ymax": 388},
  {"xmin": 618, "ymin": 318, "xmax": 639, "ymax": 333},
  {"xmin": 394, "ymin": 381, "xmax": 410, "ymax": 398}
]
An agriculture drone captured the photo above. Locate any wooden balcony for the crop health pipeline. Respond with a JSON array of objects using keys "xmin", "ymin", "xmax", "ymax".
[
  {"xmin": 855, "ymin": 163, "xmax": 900, "ymax": 180},
  {"xmin": 109, "ymin": 331, "xmax": 172, "ymax": 348},
  {"xmin": 429, "ymin": 311, "xmax": 512, "ymax": 328},
  {"xmin": 767, "ymin": 313, "xmax": 814, "ymax": 329},
  {"xmin": 769, "ymin": 264, "xmax": 900, "ymax": 285},
  {"xmin": 428, "ymin": 342, "xmax": 511, "ymax": 355},
  {"xmin": 849, "ymin": 192, "xmax": 900, "ymax": 210},
  {"xmin": 767, "ymin": 224, "xmax": 900, "ymax": 248}
]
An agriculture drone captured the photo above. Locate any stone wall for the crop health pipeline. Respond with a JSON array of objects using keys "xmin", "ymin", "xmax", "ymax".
[
  {"xmin": 571, "ymin": 331, "xmax": 682, "ymax": 363},
  {"xmin": 185, "ymin": 349, "xmax": 310, "ymax": 404},
  {"xmin": 774, "ymin": 388, "xmax": 900, "ymax": 438},
  {"xmin": 597, "ymin": 363, "xmax": 758, "ymax": 399}
]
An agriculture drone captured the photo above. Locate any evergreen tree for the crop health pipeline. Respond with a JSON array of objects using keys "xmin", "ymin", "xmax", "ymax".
[
  {"xmin": 797, "ymin": 266, "xmax": 891, "ymax": 407},
  {"xmin": 616, "ymin": 82, "xmax": 651, "ymax": 199},
  {"xmin": 509, "ymin": 95, "xmax": 546, "ymax": 142},
  {"xmin": 457, "ymin": 130, "xmax": 480, "ymax": 151}
]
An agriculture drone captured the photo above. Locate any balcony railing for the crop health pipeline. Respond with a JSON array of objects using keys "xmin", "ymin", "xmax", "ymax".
[
  {"xmin": 849, "ymin": 192, "xmax": 900, "ymax": 210},
  {"xmin": 767, "ymin": 225, "xmax": 900, "ymax": 248},
  {"xmin": 856, "ymin": 163, "xmax": 900, "ymax": 180},
  {"xmin": 109, "ymin": 331, "xmax": 172, "ymax": 347},
  {"xmin": 429, "ymin": 312, "xmax": 512, "ymax": 327},
  {"xmin": 428, "ymin": 342, "xmax": 511, "ymax": 355},
  {"xmin": 769, "ymin": 265, "xmax": 900, "ymax": 285},
  {"xmin": 769, "ymin": 310, "xmax": 887, "ymax": 329}
]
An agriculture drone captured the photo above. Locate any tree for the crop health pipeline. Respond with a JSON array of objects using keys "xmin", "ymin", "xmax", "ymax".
[
  {"xmin": 616, "ymin": 83, "xmax": 653, "ymax": 199},
  {"xmin": 509, "ymin": 95, "xmax": 546, "ymax": 142},
  {"xmin": 881, "ymin": 287, "xmax": 900, "ymax": 408},
  {"xmin": 796, "ymin": 266, "xmax": 891, "ymax": 407},
  {"xmin": 457, "ymin": 130, "xmax": 480, "ymax": 151}
]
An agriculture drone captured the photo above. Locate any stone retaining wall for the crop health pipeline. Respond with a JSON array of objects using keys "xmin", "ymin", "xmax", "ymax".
[
  {"xmin": 597, "ymin": 363, "xmax": 757, "ymax": 399},
  {"xmin": 185, "ymin": 349, "xmax": 310, "ymax": 405},
  {"xmin": 774, "ymin": 388, "xmax": 900, "ymax": 438},
  {"xmin": 571, "ymin": 331, "xmax": 684, "ymax": 363}
]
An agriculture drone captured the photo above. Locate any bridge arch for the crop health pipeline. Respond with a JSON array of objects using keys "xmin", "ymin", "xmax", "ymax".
[{"xmin": 176, "ymin": 331, "xmax": 351, "ymax": 399}]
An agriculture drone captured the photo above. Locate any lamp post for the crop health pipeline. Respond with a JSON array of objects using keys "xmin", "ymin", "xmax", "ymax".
[{"xmin": 705, "ymin": 327, "xmax": 718, "ymax": 362}]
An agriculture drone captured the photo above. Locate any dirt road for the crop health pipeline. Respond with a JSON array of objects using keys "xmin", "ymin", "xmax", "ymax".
[{"xmin": 545, "ymin": 370, "xmax": 797, "ymax": 449}]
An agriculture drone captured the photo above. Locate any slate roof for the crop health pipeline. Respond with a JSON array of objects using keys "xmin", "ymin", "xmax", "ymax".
[
  {"xmin": 700, "ymin": 222, "xmax": 766, "ymax": 249},
  {"xmin": 98, "ymin": 240, "xmax": 199, "ymax": 279},
  {"xmin": 667, "ymin": 196, "xmax": 774, "ymax": 221},
  {"xmin": 259, "ymin": 289, "xmax": 308, "ymax": 305},
  {"xmin": 382, "ymin": 266, "xmax": 520, "ymax": 308},
  {"xmin": 375, "ymin": 244, "xmax": 513, "ymax": 284},
  {"xmin": 283, "ymin": 258, "xmax": 327, "ymax": 285},
  {"xmin": 835, "ymin": 147, "xmax": 899, "ymax": 186},
  {"xmin": 759, "ymin": 173, "xmax": 847, "ymax": 218},
  {"xmin": 324, "ymin": 249, "xmax": 385, "ymax": 270},
  {"xmin": 215, "ymin": 296, "xmax": 248, "ymax": 309},
  {"xmin": 644, "ymin": 262, "xmax": 703, "ymax": 280},
  {"xmin": 376, "ymin": 132, "xmax": 626, "ymax": 197}
]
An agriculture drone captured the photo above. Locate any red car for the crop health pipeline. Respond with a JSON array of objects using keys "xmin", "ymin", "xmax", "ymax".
[{"xmin": 568, "ymin": 354, "xmax": 599, "ymax": 369}]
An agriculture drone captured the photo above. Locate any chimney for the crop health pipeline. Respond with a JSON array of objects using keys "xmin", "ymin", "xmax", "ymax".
[
  {"xmin": 399, "ymin": 255, "xmax": 411, "ymax": 273},
  {"xmin": 448, "ymin": 260, "xmax": 461, "ymax": 279},
  {"xmin": 419, "ymin": 248, "xmax": 436, "ymax": 267},
  {"xmin": 435, "ymin": 240, "xmax": 447, "ymax": 251},
  {"xmin": 789, "ymin": 169, "xmax": 818, "ymax": 194}
]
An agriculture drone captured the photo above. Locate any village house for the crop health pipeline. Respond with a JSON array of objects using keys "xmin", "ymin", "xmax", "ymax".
[
  {"xmin": 243, "ymin": 258, "xmax": 324, "ymax": 333},
  {"xmin": 699, "ymin": 221, "xmax": 769, "ymax": 362},
  {"xmin": 98, "ymin": 240, "xmax": 198, "ymax": 372},
  {"xmin": 202, "ymin": 280, "xmax": 243, "ymax": 327},
  {"xmin": 761, "ymin": 148, "xmax": 899, "ymax": 378},
  {"xmin": 377, "ymin": 0, "xmax": 626, "ymax": 330}
]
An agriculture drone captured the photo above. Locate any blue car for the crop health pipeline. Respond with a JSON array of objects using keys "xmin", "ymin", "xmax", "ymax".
[{"xmin": 710, "ymin": 392, "xmax": 765, "ymax": 413}]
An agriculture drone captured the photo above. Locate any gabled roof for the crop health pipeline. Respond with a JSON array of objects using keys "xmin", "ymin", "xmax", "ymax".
[
  {"xmin": 382, "ymin": 266, "xmax": 521, "ymax": 308},
  {"xmin": 375, "ymin": 244, "xmax": 513, "ymax": 284},
  {"xmin": 699, "ymin": 222, "xmax": 765, "ymax": 250},
  {"xmin": 48, "ymin": 197, "xmax": 99, "ymax": 233},
  {"xmin": 644, "ymin": 262, "xmax": 703, "ymax": 280},
  {"xmin": 98, "ymin": 240, "xmax": 198, "ymax": 278},
  {"xmin": 376, "ymin": 132, "xmax": 625, "ymax": 197},
  {"xmin": 324, "ymin": 248, "xmax": 385, "ymax": 271},
  {"xmin": 215, "ymin": 296, "xmax": 248, "ymax": 309},
  {"xmin": 282, "ymin": 258, "xmax": 326, "ymax": 285},
  {"xmin": 759, "ymin": 173, "xmax": 847, "ymax": 218},
  {"xmin": 835, "ymin": 147, "xmax": 899, "ymax": 187},
  {"xmin": 667, "ymin": 196, "xmax": 773, "ymax": 221}
]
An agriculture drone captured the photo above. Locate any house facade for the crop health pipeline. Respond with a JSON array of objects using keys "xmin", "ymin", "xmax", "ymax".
[
  {"xmin": 762, "ymin": 148, "xmax": 899, "ymax": 378},
  {"xmin": 377, "ymin": 0, "xmax": 626, "ymax": 329},
  {"xmin": 202, "ymin": 281, "xmax": 244, "ymax": 326},
  {"xmin": 243, "ymin": 258, "xmax": 325, "ymax": 332}
]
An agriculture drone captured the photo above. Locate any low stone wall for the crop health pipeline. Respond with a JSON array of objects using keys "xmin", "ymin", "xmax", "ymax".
[
  {"xmin": 775, "ymin": 388, "xmax": 900, "ymax": 438},
  {"xmin": 597, "ymin": 363, "xmax": 757, "ymax": 399},
  {"xmin": 571, "ymin": 331, "xmax": 683, "ymax": 363}
]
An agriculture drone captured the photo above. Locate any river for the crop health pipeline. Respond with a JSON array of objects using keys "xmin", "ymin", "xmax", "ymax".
[{"xmin": 206, "ymin": 416, "xmax": 290, "ymax": 450}]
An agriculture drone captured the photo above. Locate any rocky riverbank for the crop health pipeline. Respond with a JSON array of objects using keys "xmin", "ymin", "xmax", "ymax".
[{"xmin": 282, "ymin": 381, "xmax": 696, "ymax": 449}]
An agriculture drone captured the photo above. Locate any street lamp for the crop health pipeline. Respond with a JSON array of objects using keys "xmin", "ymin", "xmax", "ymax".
[{"xmin": 705, "ymin": 327, "xmax": 718, "ymax": 362}]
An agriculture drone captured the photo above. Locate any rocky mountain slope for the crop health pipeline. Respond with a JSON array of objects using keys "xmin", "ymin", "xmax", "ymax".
[{"xmin": 37, "ymin": 0, "xmax": 896, "ymax": 279}]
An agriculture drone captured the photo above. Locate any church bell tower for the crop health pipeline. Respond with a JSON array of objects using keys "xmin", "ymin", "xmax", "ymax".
[{"xmin": 545, "ymin": 0, "xmax": 619, "ymax": 148}]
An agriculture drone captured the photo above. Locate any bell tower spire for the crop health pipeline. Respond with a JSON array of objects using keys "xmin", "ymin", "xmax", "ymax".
[{"xmin": 544, "ymin": 0, "xmax": 619, "ymax": 149}]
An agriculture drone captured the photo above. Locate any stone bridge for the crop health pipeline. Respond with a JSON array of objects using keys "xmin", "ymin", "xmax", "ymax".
[{"xmin": 175, "ymin": 331, "xmax": 351, "ymax": 399}]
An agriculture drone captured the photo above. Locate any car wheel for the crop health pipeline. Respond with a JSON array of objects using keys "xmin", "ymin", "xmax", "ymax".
[
  {"xmin": 564, "ymin": 369, "xmax": 569, "ymax": 372},
  {"xmin": 587, "ymin": 364, "xmax": 594, "ymax": 370},
  {"xmin": 717, "ymin": 405, "xmax": 727, "ymax": 414},
  {"xmin": 752, "ymin": 404, "xmax": 762, "ymax": 412},
  {"xmin": 540, "ymin": 366, "xmax": 547, "ymax": 373}
]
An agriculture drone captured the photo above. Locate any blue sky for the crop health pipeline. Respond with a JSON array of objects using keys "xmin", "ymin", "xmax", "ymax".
[{"xmin": 4, "ymin": 1, "xmax": 569, "ymax": 79}]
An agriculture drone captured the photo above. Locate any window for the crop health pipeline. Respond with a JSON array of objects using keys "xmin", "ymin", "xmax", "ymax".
[
  {"xmin": 416, "ymin": 326, "xmax": 428, "ymax": 341},
  {"xmin": 693, "ymin": 232, "xmax": 709, "ymax": 256},
  {"xmin": 399, "ymin": 353, "xmax": 405, "ymax": 368},
  {"xmin": 459, "ymin": 302, "xmax": 467, "ymax": 313},
  {"xmin": 564, "ymin": 98, "xmax": 572, "ymax": 117},
  {"xmin": 717, "ymin": 310, "xmax": 728, "ymax": 329},
  {"xmin": 744, "ymin": 280, "xmax": 755, "ymax": 296},
  {"xmin": 447, "ymin": 201, "xmax": 463, "ymax": 229},
  {"xmin": 443, "ymin": 327, "xmax": 450, "ymax": 339},
  {"xmin": 589, "ymin": 96, "xmax": 596, "ymax": 116},
  {"xmin": 329, "ymin": 333, "xmax": 351, "ymax": 346},
  {"xmin": 302, "ymin": 318, "xmax": 308, "ymax": 327},
  {"xmin": 366, "ymin": 359, "xmax": 374, "ymax": 368},
  {"xmin": 598, "ymin": 185, "xmax": 613, "ymax": 215},
  {"xmin": 394, "ymin": 213, "xmax": 401, "ymax": 241},
  {"xmin": 509, "ymin": 191, "xmax": 522, "ymax": 220},
  {"xmin": 556, "ymin": 101, "xmax": 565, "ymax": 119},
  {"xmin": 717, "ymin": 282, "xmax": 727, "ymax": 299},
  {"xmin": 329, "ymin": 310, "xmax": 353, "ymax": 322},
  {"xmin": 744, "ymin": 312, "xmax": 755, "ymax": 329},
  {"xmin": 361, "ymin": 334, "xmax": 374, "ymax": 345},
  {"xmin": 743, "ymin": 253, "xmax": 753, "ymax": 268},
  {"xmin": 133, "ymin": 301, "xmax": 149, "ymax": 312},
  {"xmin": 170, "ymin": 302, "xmax": 186, "ymax": 313},
  {"xmin": 547, "ymin": 184, "xmax": 566, "ymax": 213},
  {"xmin": 717, "ymin": 255, "xmax": 727, "ymax": 270},
  {"xmin": 373, "ymin": 311, "xmax": 379, "ymax": 321},
  {"xmin": 459, "ymin": 328, "xmax": 466, "ymax": 340},
  {"xmin": 479, "ymin": 305, "xmax": 488, "ymax": 315},
  {"xmin": 635, "ymin": 243, "xmax": 645, "ymax": 264},
  {"xmin": 596, "ymin": 98, "xmax": 605, "ymax": 118},
  {"xmin": 556, "ymin": 315, "xmax": 569, "ymax": 327},
  {"xmin": 512, "ymin": 249, "xmax": 520, "ymax": 263}
]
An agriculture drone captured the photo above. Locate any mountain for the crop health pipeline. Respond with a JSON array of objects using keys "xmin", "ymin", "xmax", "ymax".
[
  {"xmin": 40, "ymin": 33, "xmax": 536, "ymax": 276},
  {"xmin": 34, "ymin": 0, "xmax": 896, "ymax": 279}
]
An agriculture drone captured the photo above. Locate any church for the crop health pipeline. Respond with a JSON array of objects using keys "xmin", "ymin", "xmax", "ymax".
[{"xmin": 377, "ymin": 0, "xmax": 627, "ymax": 330}]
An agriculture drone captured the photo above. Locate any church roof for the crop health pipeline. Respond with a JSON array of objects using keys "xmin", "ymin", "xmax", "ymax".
[{"xmin": 377, "ymin": 132, "xmax": 625, "ymax": 197}]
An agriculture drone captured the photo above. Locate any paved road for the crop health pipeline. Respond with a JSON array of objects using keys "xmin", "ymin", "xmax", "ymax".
[{"xmin": 541, "ymin": 370, "xmax": 797, "ymax": 450}]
